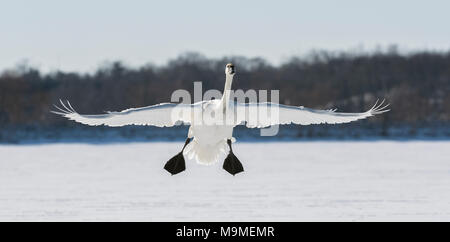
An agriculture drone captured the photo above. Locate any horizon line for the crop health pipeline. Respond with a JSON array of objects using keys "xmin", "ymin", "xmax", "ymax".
[{"xmin": 2, "ymin": 45, "xmax": 450, "ymax": 75}]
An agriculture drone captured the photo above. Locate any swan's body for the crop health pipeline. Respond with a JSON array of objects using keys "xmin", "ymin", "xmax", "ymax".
[
  {"xmin": 53, "ymin": 63, "xmax": 389, "ymax": 174},
  {"xmin": 184, "ymin": 99, "xmax": 234, "ymax": 164}
]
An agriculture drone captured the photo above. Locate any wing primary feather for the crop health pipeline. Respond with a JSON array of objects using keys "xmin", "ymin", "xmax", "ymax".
[
  {"xmin": 50, "ymin": 110, "xmax": 68, "ymax": 115},
  {"xmin": 375, "ymin": 99, "xmax": 385, "ymax": 110},
  {"xmin": 66, "ymin": 100, "xmax": 77, "ymax": 113},
  {"xmin": 370, "ymin": 99, "xmax": 379, "ymax": 111},
  {"xmin": 379, "ymin": 103, "xmax": 390, "ymax": 110},
  {"xmin": 370, "ymin": 100, "xmax": 390, "ymax": 114},
  {"xmin": 59, "ymin": 99, "xmax": 72, "ymax": 113},
  {"xmin": 53, "ymin": 104, "xmax": 70, "ymax": 114}
]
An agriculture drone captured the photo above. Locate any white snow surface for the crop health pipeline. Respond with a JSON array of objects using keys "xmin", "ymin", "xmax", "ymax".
[{"xmin": 0, "ymin": 141, "xmax": 449, "ymax": 221}]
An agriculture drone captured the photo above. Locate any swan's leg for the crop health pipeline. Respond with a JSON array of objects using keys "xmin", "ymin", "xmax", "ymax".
[
  {"xmin": 223, "ymin": 139, "xmax": 244, "ymax": 176},
  {"xmin": 164, "ymin": 138, "xmax": 192, "ymax": 175}
]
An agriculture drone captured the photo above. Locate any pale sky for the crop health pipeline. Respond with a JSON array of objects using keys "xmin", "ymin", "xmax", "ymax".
[{"xmin": 1, "ymin": 0, "xmax": 449, "ymax": 73}]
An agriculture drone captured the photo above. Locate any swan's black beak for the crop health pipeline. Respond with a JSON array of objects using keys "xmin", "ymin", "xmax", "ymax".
[{"xmin": 230, "ymin": 67, "xmax": 235, "ymax": 74}]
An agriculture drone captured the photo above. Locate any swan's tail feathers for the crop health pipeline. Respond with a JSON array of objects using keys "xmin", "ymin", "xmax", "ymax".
[{"xmin": 183, "ymin": 139, "xmax": 228, "ymax": 165}]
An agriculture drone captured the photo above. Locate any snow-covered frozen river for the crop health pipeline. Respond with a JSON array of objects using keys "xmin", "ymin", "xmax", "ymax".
[{"xmin": 0, "ymin": 141, "xmax": 449, "ymax": 221}]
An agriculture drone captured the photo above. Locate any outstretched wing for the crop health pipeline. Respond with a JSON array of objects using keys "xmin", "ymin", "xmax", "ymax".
[
  {"xmin": 52, "ymin": 100, "xmax": 200, "ymax": 127},
  {"xmin": 235, "ymin": 99, "xmax": 390, "ymax": 128}
]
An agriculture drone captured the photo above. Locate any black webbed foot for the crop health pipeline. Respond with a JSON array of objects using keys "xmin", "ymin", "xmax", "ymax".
[
  {"xmin": 164, "ymin": 152, "xmax": 186, "ymax": 175},
  {"xmin": 223, "ymin": 139, "xmax": 244, "ymax": 176},
  {"xmin": 164, "ymin": 138, "xmax": 192, "ymax": 175},
  {"xmin": 223, "ymin": 153, "xmax": 244, "ymax": 176}
]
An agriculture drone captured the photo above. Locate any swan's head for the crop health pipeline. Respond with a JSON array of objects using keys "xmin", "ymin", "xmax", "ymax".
[{"xmin": 225, "ymin": 63, "xmax": 235, "ymax": 76}]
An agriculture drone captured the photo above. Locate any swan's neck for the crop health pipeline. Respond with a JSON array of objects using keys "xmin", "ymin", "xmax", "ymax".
[{"xmin": 221, "ymin": 74, "xmax": 233, "ymax": 110}]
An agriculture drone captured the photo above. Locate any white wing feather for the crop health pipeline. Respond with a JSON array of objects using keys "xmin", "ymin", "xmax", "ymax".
[
  {"xmin": 235, "ymin": 99, "xmax": 390, "ymax": 128},
  {"xmin": 52, "ymin": 100, "xmax": 200, "ymax": 127},
  {"xmin": 53, "ymin": 99, "xmax": 389, "ymax": 128}
]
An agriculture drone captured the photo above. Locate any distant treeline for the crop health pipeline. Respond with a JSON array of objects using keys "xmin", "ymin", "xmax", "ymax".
[{"xmin": 0, "ymin": 50, "xmax": 449, "ymax": 133}]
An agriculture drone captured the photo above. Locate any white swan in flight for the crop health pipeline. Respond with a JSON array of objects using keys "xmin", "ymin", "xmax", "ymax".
[{"xmin": 53, "ymin": 63, "xmax": 389, "ymax": 175}]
